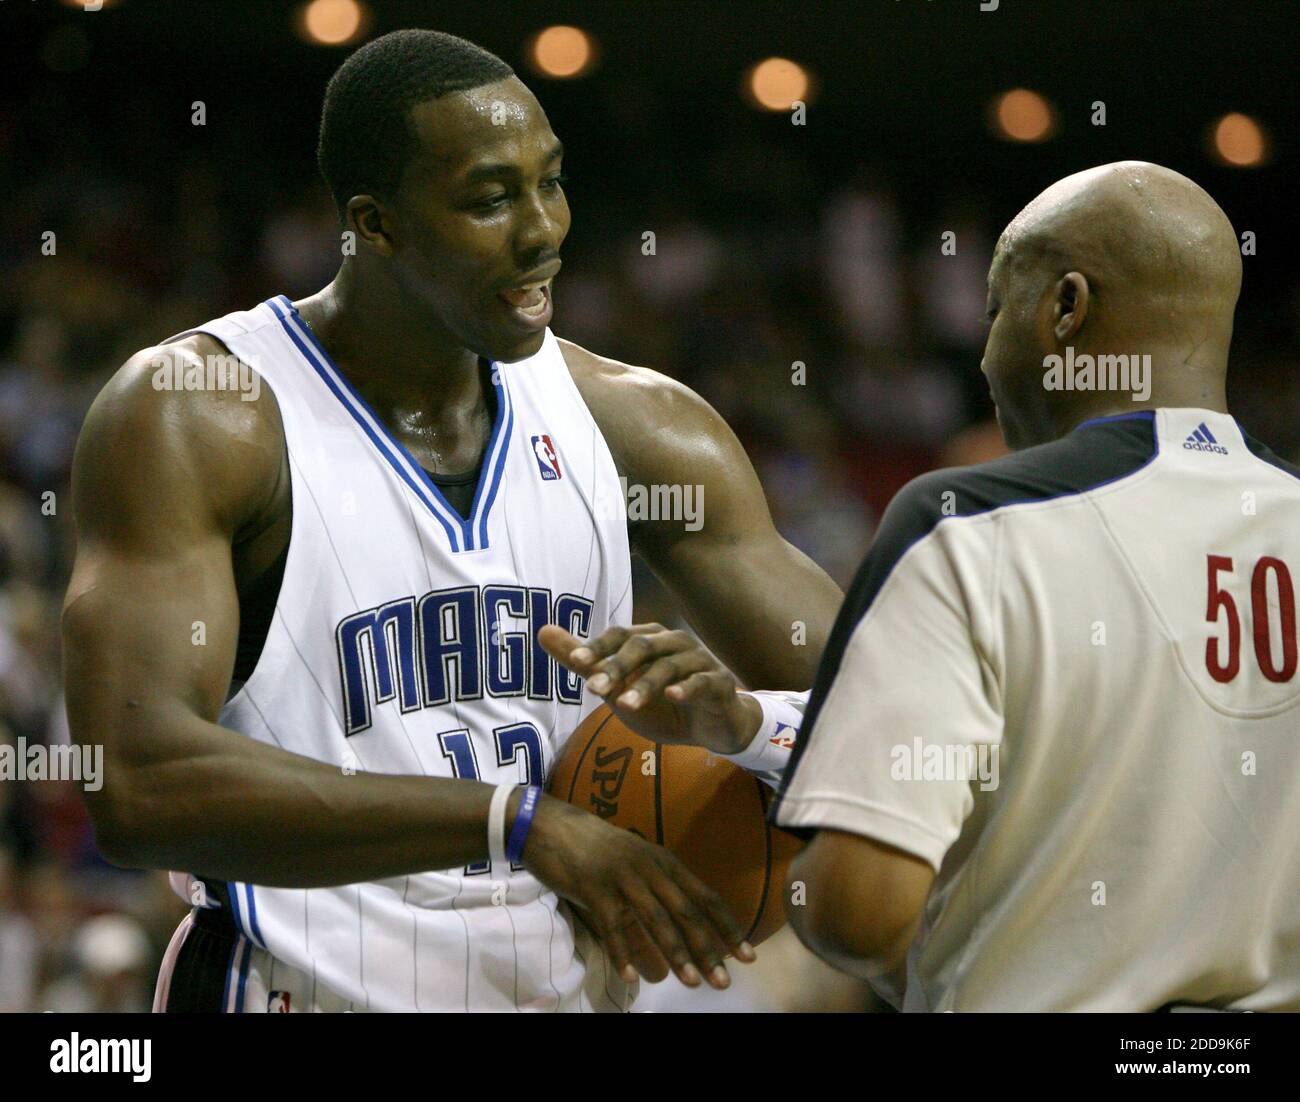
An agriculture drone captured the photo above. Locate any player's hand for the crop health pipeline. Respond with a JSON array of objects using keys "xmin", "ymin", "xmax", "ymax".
[
  {"xmin": 539, "ymin": 623, "xmax": 761, "ymax": 755},
  {"xmin": 522, "ymin": 793, "xmax": 756, "ymax": 988}
]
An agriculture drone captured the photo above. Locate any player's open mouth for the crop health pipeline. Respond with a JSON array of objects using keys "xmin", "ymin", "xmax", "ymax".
[{"xmin": 497, "ymin": 281, "xmax": 553, "ymax": 331}]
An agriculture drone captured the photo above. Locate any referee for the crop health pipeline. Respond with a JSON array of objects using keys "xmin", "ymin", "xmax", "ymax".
[{"xmin": 769, "ymin": 162, "xmax": 1300, "ymax": 1011}]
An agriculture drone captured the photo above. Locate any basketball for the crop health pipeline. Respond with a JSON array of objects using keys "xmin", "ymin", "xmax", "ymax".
[{"xmin": 549, "ymin": 704, "xmax": 804, "ymax": 946}]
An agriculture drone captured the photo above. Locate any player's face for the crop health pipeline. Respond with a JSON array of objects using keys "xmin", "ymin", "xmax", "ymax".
[
  {"xmin": 979, "ymin": 243, "xmax": 1054, "ymax": 450},
  {"xmin": 390, "ymin": 77, "xmax": 570, "ymax": 363}
]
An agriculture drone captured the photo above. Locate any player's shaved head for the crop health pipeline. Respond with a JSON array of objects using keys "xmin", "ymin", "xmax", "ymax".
[{"xmin": 981, "ymin": 162, "xmax": 1241, "ymax": 449}]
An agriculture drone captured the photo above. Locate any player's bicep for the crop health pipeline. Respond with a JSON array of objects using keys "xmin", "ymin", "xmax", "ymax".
[
  {"xmin": 62, "ymin": 357, "xmax": 262, "ymax": 777},
  {"xmin": 627, "ymin": 386, "xmax": 842, "ymax": 685},
  {"xmin": 63, "ymin": 534, "xmax": 241, "ymax": 732}
]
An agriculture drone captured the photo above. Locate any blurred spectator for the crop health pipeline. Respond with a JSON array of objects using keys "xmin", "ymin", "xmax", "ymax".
[
  {"xmin": 0, "ymin": 316, "xmax": 84, "ymax": 492},
  {"xmin": 40, "ymin": 914, "xmax": 152, "ymax": 1014},
  {"xmin": 819, "ymin": 170, "xmax": 906, "ymax": 350},
  {"xmin": 0, "ymin": 847, "xmax": 38, "ymax": 1012},
  {"xmin": 915, "ymin": 195, "xmax": 995, "ymax": 356}
]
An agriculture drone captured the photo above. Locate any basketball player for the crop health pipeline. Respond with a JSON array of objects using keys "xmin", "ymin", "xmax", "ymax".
[
  {"xmin": 556, "ymin": 164, "xmax": 1300, "ymax": 1011},
  {"xmin": 60, "ymin": 30, "xmax": 842, "ymax": 1013}
]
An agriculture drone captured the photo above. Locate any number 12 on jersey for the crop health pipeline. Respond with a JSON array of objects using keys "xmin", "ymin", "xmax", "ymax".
[{"xmin": 438, "ymin": 723, "xmax": 544, "ymax": 875}]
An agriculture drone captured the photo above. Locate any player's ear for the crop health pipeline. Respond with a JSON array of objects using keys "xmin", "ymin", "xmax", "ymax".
[
  {"xmin": 346, "ymin": 195, "xmax": 398, "ymax": 256},
  {"xmin": 1052, "ymin": 271, "xmax": 1090, "ymax": 342}
]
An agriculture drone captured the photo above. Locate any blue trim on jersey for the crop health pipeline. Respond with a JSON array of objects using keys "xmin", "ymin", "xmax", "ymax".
[
  {"xmin": 233, "ymin": 937, "xmax": 253, "ymax": 1013},
  {"xmin": 472, "ymin": 375, "xmax": 515, "ymax": 549},
  {"xmin": 267, "ymin": 296, "xmax": 513, "ymax": 553},
  {"xmin": 242, "ymin": 884, "xmax": 267, "ymax": 949},
  {"xmin": 1073, "ymin": 410, "xmax": 1156, "ymax": 431},
  {"xmin": 227, "ymin": 879, "xmax": 249, "ymax": 940}
]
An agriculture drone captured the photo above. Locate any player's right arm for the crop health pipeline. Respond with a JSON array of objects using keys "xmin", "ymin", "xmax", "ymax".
[
  {"xmin": 62, "ymin": 337, "xmax": 512, "ymax": 886},
  {"xmin": 62, "ymin": 339, "xmax": 750, "ymax": 988}
]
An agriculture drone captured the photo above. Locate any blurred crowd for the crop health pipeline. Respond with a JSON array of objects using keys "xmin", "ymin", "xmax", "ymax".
[{"xmin": 3, "ymin": 95, "xmax": 1299, "ymax": 1014}]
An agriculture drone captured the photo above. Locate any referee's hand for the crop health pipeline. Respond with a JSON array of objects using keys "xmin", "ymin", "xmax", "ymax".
[
  {"xmin": 523, "ymin": 794, "xmax": 757, "ymax": 988},
  {"xmin": 539, "ymin": 623, "xmax": 761, "ymax": 755}
]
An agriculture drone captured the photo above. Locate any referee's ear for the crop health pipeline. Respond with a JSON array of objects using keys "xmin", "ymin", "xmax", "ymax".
[{"xmin": 1052, "ymin": 271, "xmax": 1090, "ymax": 342}]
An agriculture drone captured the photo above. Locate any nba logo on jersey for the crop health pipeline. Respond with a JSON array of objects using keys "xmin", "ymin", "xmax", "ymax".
[
  {"xmin": 771, "ymin": 721, "xmax": 798, "ymax": 750},
  {"xmin": 531, "ymin": 433, "xmax": 562, "ymax": 480},
  {"xmin": 268, "ymin": 991, "xmax": 291, "ymax": 1013}
]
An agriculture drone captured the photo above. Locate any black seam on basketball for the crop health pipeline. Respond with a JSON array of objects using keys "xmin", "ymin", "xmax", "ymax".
[
  {"xmin": 747, "ymin": 778, "xmax": 774, "ymax": 944},
  {"xmin": 566, "ymin": 709, "xmax": 616, "ymax": 804}
]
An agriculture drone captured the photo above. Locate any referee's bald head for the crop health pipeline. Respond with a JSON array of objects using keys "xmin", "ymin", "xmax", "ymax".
[{"xmin": 981, "ymin": 162, "xmax": 1241, "ymax": 449}]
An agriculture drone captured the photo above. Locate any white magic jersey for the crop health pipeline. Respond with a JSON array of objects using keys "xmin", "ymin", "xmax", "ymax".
[
  {"xmin": 167, "ymin": 295, "xmax": 632, "ymax": 1012},
  {"xmin": 773, "ymin": 408, "xmax": 1300, "ymax": 1011}
]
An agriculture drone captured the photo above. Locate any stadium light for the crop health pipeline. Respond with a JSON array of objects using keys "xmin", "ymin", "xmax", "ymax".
[
  {"xmin": 744, "ymin": 57, "xmax": 814, "ymax": 112},
  {"xmin": 1209, "ymin": 112, "xmax": 1269, "ymax": 167},
  {"xmin": 989, "ymin": 88, "xmax": 1056, "ymax": 143},
  {"xmin": 527, "ymin": 26, "xmax": 598, "ymax": 80},
  {"xmin": 297, "ymin": 0, "xmax": 369, "ymax": 47}
]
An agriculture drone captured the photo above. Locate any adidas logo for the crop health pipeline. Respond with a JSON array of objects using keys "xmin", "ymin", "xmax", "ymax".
[{"xmin": 1183, "ymin": 422, "xmax": 1228, "ymax": 455}]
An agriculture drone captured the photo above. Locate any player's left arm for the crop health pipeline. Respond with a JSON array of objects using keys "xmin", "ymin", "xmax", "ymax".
[{"xmin": 560, "ymin": 339, "xmax": 844, "ymax": 690}]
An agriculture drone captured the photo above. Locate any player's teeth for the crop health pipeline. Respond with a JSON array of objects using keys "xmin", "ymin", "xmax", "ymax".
[{"xmin": 502, "ymin": 286, "xmax": 545, "ymax": 308}]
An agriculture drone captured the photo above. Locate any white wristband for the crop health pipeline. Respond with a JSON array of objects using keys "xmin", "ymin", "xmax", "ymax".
[
  {"xmin": 719, "ymin": 691, "xmax": 803, "ymax": 774},
  {"xmin": 488, "ymin": 783, "xmax": 515, "ymax": 869}
]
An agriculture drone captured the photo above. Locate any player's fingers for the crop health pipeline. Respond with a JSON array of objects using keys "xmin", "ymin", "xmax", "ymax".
[
  {"xmin": 541, "ymin": 623, "xmax": 631, "ymax": 676},
  {"xmin": 580, "ymin": 622, "xmax": 664, "ymax": 665},
  {"xmin": 537, "ymin": 624, "xmax": 595, "ymax": 675},
  {"xmin": 644, "ymin": 871, "xmax": 735, "ymax": 986},
  {"xmin": 587, "ymin": 894, "xmax": 672, "ymax": 984},
  {"xmin": 617, "ymin": 872, "xmax": 706, "ymax": 987},
  {"xmin": 664, "ymin": 670, "xmax": 726, "ymax": 702},
  {"xmin": 667, "ymin": 859, "xmax": 756, "ymax": 966},
  {"xmin": 616, "ymin": 649, "xmax": 715, "ymax": 710},
  {"xmin": 587, "ymin": 901, "xmax": 642, "ymax": 986},
  {"xmin": 587, "ymin": 628, "xmax": 691, "ymax": 696},
  {"xmin": 624, "ymin": 918, "xmax": 672, "ymax": 984}
]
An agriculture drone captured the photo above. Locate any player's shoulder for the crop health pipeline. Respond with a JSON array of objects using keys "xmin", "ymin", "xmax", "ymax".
[
  {"xmin": 85, "ymin": 331, "xmax": 283, "ymax": 455},
  {"xmin": 555, "ymin": 336, "xmax": 728, "ymax": 471},
  {"xmin": 75, "ymin": 331, "xmax": 286, "ymax": 527},
  {"xmin": 557, "ymin": 337, "xmax": 705, "ymax": 416}
]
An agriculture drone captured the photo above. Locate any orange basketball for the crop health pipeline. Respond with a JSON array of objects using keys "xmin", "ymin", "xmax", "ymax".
[{"xmin": 548, "ymin": 704, "xmax": 804, "ymax": 946}]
